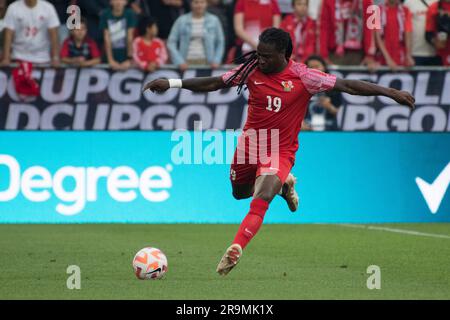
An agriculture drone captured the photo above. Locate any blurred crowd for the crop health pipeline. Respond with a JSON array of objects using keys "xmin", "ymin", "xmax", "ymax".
[{"xmin": 0, "ymin": 0, "xmax": 449, "ymax": 72}]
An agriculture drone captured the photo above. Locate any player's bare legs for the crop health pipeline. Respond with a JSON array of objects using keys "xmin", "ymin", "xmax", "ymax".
[
  {"xmin": 217, "ymin": 174, "xmax": 282, "ymax": 275},
  {"xmin": 252, "ymin": 174, "xmax": 283, "ymax": 202},
  {"xmin": 232, "ymin": 175, "xmax": 298, "ymax": 212}
]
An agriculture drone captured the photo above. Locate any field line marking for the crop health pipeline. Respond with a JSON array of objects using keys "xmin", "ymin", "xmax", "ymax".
[{"xmin": 339, "ymin": 224, "xmax": 450, "ymax": 239}]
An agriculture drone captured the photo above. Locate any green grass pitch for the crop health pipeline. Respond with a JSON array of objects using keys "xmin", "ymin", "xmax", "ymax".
[{"xmin": 0, "ymin": 224, "xmax": 449, "ymax": 299}]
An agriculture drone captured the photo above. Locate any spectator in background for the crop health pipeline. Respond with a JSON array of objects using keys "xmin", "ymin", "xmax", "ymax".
[
  {"xmin": 0, "ymin": 0, "xmax": 7, "ymax": 60},
  {"xmin": 100, "ymin": 0, "xmax": 137, "ymax": 70},
  {"xmin": 132, "ymin": 16, "xmax": 168, "ymax": 71},
  {"xmin": 404, "ymin": 0, "xmax": 440, "ymax": 66},
  {"xmin": 319, "ymin": 0, "xmax": 377, "ymax": 70},
  {"xmin": 233, "ymin": 0, "xmax": 281, "ymax": 56},
  {"xmin": 307, "ymin": 0, "xmax": 322, "ymax": 20},
  {"xmin": 167, "ymin": 0, "xmax": 224, "ymax": 71},
  {"xmin": 280, "ymin": 0, "xmax": 316, "ymax": 63},
  {"xmin": 302, "ymin": 55, "xmax": 342, "ymax": 131},
  {"xmin": 0, "ymin": 0, "xmax": 60, "ymax": 67},
  {"xmin": 52, "ymin": 0, "xmax": 74, "ymax": 46},
  {"xmin": 208, "ymin": 0, "xmax": 233, "ymax": 57},
  {"xmin": 278, "ymin": 0, "xmax": 294, "ymax": 14},
  {"xmin": 77, "ymin": 0, "xmax": 110, "ymax": 45},
  {"xmin": 374, "ymin": 0, "xmax": 415, "ymax": 70},
  {"xmin": 131, "ymin": 0, "xmax": 189, "ymax": 40},
  {"xmin": 425, "ymin": 0, "xmax": 450, "ymax": 66},
  {"xmin": 130, "ymin": 0, "xmax": 144, "ymax": 14},
  {"xmin": 60, "ymin": 17, "xmax": 101, "ymax": 67}
]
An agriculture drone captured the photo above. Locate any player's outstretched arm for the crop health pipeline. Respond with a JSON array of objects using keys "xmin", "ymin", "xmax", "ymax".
[
  {"xmin": 142, "ymin": 76, "xmax": 227, "ymax": 93},
  {"xmin": 333, "ymin": 78, "xmax": 415, "ymax": 109}
]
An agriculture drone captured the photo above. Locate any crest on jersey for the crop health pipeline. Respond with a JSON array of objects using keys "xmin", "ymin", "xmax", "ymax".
[
  {"xmin": 230, "ymin": 169, "xmax": 236, "ymax": 181},
  {"xmin": 281, "ymin": 81, "xmax": 294, "ymax": 92}
]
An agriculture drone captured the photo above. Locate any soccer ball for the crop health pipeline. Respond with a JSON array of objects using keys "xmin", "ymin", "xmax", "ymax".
[{"xmin": 132, "ymin": 247, "xmax": 168, "ymax": 280}]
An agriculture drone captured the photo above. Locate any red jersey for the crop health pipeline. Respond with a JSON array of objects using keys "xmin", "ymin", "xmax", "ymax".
[
  {"xmin": 378, "ymin": 4, "xmax": 413, "ymax": 66},
  {"xmin": 234, "ymin": 0, "xmax": 281, "ymax": 47},
  {"xmin": 425, "ymin": 1, "xmax": 450, "ymax": 65},
  {"xmin": 319, "ymin": 0, "xmax": 376, "ymax": 58},
  {"xmin": 132, "ymin": 37, "xmax": 168, "ymax": 70},
  {"xmin": 222, "ymin": 60, "xmax": 337, "ymax": 158},
  {"xmin": 280, "ymin": 15, "xmax": 317, "ymax": 63},
  {"xmin": 60, "ymin": 36, "xmax": 101, "ymax": 60}
]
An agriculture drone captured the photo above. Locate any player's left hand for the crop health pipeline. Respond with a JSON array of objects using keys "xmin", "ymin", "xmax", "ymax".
[
  {"xmin": 142, "ymin": 78, "xmax": 170, "ymax": 93},
  {"xmin": 391, "ymin": 90, "xmax": 415, "ymax": 109}
]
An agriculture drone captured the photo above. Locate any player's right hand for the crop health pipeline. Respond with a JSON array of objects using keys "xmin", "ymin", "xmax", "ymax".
[
  {"xmin": 391, "ymin": 89, "xmax": 415, "ymax": 110},
  {"xmin": 142, "ymin": 78, "xmax": 170, "ymax": 93}
]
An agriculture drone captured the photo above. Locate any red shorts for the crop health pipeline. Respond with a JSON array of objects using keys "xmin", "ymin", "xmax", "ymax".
[{"xmin": 229, "ymin": 151, "xmax": 295, "ymax": 186}]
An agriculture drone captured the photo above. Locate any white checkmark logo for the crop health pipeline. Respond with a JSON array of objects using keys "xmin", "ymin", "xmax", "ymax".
[
  {"xmin": 254, "ymin": 81, "xmax": 264, "ymax": 85},
  {"xmin": 415, "ymin": 162, "xmax": 450, "ymax": 214}
]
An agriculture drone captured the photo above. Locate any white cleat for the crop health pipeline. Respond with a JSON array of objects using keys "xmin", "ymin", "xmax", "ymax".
[
  {"xmin": 216, "ymin": 244, "xmax": 243, "ymax": 276},
  {"xmin": 281, "ymin": 173, "xmax": 299, "ymax": 212}
]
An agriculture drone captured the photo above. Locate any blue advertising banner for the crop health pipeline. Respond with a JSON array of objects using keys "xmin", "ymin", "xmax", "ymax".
[
  {"xmin": 0, "ymin": 131, "xmax": 449, "ymax": 223},
  {"xmin": 1, "ymin": 66, "xmax": 449, "ymax": 132}
]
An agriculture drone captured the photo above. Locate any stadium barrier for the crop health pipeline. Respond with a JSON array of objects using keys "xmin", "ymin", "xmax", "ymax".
[
  {"xmin": 0, "ymin": 66, "xmax": 449, "ymax": 131},
  {"xmin": 0, "ymin": 131, "xmax": 448, "ymax": 223}
]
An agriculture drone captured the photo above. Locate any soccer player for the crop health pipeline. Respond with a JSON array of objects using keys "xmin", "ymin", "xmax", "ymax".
[{"xmin": 143, "ymin": 28, "xmax": 415, "ymax": 276}]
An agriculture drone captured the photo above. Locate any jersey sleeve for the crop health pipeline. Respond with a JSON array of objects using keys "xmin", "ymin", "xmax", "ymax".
[
  {"xmin": 155, "ymin": 39, "xmax": 168, "ymax": 66},
  {"xmin": 293, "ymin": 63, "xmax": 337, "ymax": 95},
  {"xmin": 3, "ymin": 4, "xmax": 17, "ymax": 30},
  {"xmin": 46, "ymin": 3, "xmax": 61, "ymax": 29},
  {"xmin": 60, "ymin": 39, "xmax": 70, "ymax": 58},
  {"xmin": 88, "ymin": 39, "xmax": 101, "ymax": 58},
  {"xmin": 126, "ymin": 9, "xmax": 138, "ymax": 28},
  {"xmin": 221, "ymin": 64, "xmax": 248, "ymax": 87},
  {"xmin": 271, "ymin": 0, "xmax": 281, "ymax": 15},
  {"xmin": 132, "ymin": 38, "xmax": 147, "ymax": 70},
  {"xmin": 425, "ymin": 3, "xmax": 438, "ymax": 32},
  {"xmin": 405, "ymin": 7, "xmax": 413, "ymax": 33},
  {"xmin": 234, "ymin": 0, "xmax": 244, "ymax": 14}
]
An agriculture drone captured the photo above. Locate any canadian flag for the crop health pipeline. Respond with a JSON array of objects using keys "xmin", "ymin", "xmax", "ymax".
[{"xmin": 12, "ymin": 60, "xmax": 40, "ymax": 98}]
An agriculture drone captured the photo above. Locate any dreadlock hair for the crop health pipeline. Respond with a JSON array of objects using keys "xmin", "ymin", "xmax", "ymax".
[{"xmin": 225, "ymin": 28, "xmax": 293, "ymax": 94}]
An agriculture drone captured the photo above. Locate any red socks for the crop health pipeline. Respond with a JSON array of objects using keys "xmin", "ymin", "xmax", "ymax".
[{"xmin": 233, "ymin": 198, "xmax": 269, "ymax": 249}]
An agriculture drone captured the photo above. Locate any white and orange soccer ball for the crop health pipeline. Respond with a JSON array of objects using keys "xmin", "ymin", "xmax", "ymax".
[{"xmin": 132, "ymin": 247, "xmax": 168, "ymax": 280}]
